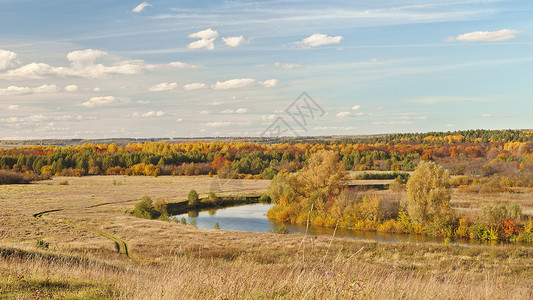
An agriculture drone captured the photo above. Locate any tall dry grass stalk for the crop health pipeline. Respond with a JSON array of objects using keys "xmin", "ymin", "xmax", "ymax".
[{"xmin": 3, "ymin": 240, "xmax": 533, "ymax": 299}]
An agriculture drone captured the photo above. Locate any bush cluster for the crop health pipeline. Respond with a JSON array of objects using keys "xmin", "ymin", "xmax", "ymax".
[{"xmin": 132, "ymin": 196, "xmax": 168, "ymax": 220}]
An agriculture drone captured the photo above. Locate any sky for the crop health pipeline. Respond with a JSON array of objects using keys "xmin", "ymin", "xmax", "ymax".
[{"xmin": 0, "ymin": 0, "xmax": 532, "ymax": 139}]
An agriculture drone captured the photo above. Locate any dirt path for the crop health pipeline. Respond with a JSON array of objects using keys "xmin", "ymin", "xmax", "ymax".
[{"xmin": 33, "ymin": 205, "xmax": 131, "ymax": 258}]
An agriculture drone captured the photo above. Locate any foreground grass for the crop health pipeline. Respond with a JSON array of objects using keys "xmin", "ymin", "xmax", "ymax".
[
  {"xmin": 2, "ymin": 238, "xmax": 533, "ymax": 299},
  {"xmin": 2, "ymin": 175, "xmax": 533, "ymax": 299}
]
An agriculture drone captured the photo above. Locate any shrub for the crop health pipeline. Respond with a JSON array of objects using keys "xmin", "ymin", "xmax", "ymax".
[
  {"xmin": 59, "ymin": 180, "xmax": 69, "ymax": 185},
  {"xmin": 154, "ymin": 199, "xmax": 167, "ymax": 213},
  {"xmin": 180, "ymin": 217, "xmax": 187, "ymax": 225},
  {"xmin": 423, "ymin": 215, "xmax": 456, "ymax": 237},
  {"xmin": 388, "ymin": 181, "xmax": 405, "ymax": 192},
  {"xmin": 133, "ymin": 196, "xmax": 160, "ymax": 219},
  {"xmin": 455, "ymin": 218, "xmax": 470, "ymax": 238},
  {"xmin": 190, "ymin": 219, "xmax": 197, "ymax": 227},
  {"xmin": 469, "ymin": 223, "xmax": 488, "ymax": 240},
  {"xmin": 354, "ymin": 171, "xmax": 410, "ymax": 181},
  {"xmin": 511, "ymin": 231, "xmax": 533, "ymax": 244},
  {"xmin": 479, "ymin": 179, "xmax": 507, "ymax": 193},
  {"xmin": 457, "ymin": 184, "xmax": 479, "ymax": 193},
  {"xmin": 0, "ymin": 170, "xmax": 30, "ymax": 184},
  {"xmin": 203, "ymin": 192, "xmax": 219, "ymax": 205},
  {"xmin": 450, "ymin": 175, "xmax": 473, "ymax": 187},
  {"xmin": 479, "ymin": 203, "xmax": 522, "ymax": 227},
  {"xmin": 377, "ymin": 219, "xmax": 404, "ymax": 233},
  {"xmin": 352, "ymin": 219, "xmax": 379, "ymax": 231},
  {"xmin": 275, "ymin": 224, "xmax": 289, "ymax": 234},
  {"xmin": 259, "ymin": 194, "xmax": 271, "ymax": 204},
  {"xmin": 158, "ymin": 211, "xmax": 169, "ymax": 221},
  {"xmin": 188, "ymin": 190, "xmax": 200, "ymax": 207},
  {"xmin": 508, "ymin": 203, "xmax": 522, "ymax": 222},
  {"xmin": 397, "ymin": 209, "xmax": 413, "ymax": 233},
  {"xmin": 214, "ymin": 222, "xmax": 221, "ymax": 230},
  {"xmin": 35, "ymin": 238, "xmax": 49, "ymax": 249}
]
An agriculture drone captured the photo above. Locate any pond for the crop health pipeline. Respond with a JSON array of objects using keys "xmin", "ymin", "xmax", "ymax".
[{"xmin": 173, "ymin": 203, "xmax": 472, "ymax": 245}]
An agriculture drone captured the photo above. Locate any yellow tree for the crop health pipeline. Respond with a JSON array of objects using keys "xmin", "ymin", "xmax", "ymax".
[
  {"xmin": 405, "ymin": 161, "xmax": 451, "ymax": 223},
  {"xmin": 267, "ymin": 150, "xmax": 350, "ymax": 224},
  {"xmin": 301, "ymin": 150, "xmax": 350, "ymax": 198}
]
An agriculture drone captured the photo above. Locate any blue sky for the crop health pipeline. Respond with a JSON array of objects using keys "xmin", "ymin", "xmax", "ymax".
[{"xmin": 0, "ymin": 0, "xmax": 532, "ymax": 139}]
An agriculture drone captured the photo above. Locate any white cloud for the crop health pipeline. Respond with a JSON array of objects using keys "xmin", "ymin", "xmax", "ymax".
[
  {"xmin": 81, "ymin": 96, "xmax": 117, "ymax": 107},
  {"xmin": 314, "ymin": 126, "xmax": 358, "ymax": 131},
  {"xmin": 262, "ymin": 115, "xmax": 276, "ymax": 120},
  {"xmin": 1, "ymin": 62, "xmax": 62, "ymax": 79},
  {"xmin": 0, "ymin": 84, "xmax": 59, "ymax": 96},
  {"xmin": 0, "ymin": 49, "xmax": 149, "ymax": 79},
  {"xmin": 395, "ymin": 115, "xmax": 427, "ymax": 120},
  {"xmin": 183, "ymin": 82, "xmax": 206, "ymax": 90},
  {"xmin": 449, "ymin": 29, "xmax": 523, "ymax": 42},
  {"xmin": 296, "ymin": 33, "xmax": 343, "ymax": 48},
  {"xmin": 209, "ymin": 101, "xmax": 223, "ymax": 105},
  {"xmin": 187, "ymin": 39, "xmax": 216, "ymax": 50},
  {"xmin": 221, "ymin": 108, "xmax": 247, "ymax": 114},
  {"xmin": 67, "ymin": 49, "xmax": 106, "ymax": 66},
  {"xmin": 187, "ymin": 28, "xmax": 218, "ymax": 50},
  {"xmin": 352, "ymin": 105, "xmax": 361, "ymax": 110},
  {"xmin": 200, "ymin": 110, "xmax": 210, "ymax": 115},
  {"xmin": 148, "ymin": 82, "xmax": 178, "ymax": 91},
  {"xmin": 189, "ymin": 28, "xmax": 219, "ymax": 40},
  {"xmin": 0, "ymin": 50, "xmax": 17, "ymax": 71},
  {"xmin": 222, "ymin": 36, "xmax": 247, "ymax": 47},
  {"xmin": 336, "ymin": 111, "xmax": 351, "ymax": 118},
  {"xmin": 1, "ymin": 49, "xmax": 147, "ymax": 80},
  {"xmin": 481, "ymin": 113, "xmax": 512, "ymax": 118},
  {"xmin": 142, "ymin": 110, "xmax": 166, "ymax": 117},
  {"xmin": 132, "ymin": 2, "xmax": 152, "ymax": 13},
  {"xmin": 137, "ymin": 100, "xmax": 150, "ymax": 104},
  {"xmin": 274, "ymin": 62, "xmax": 302, "ymax": 69},
  {"xmin": 168, "ymin": 61, "xmax": 201, "ymax": 70},
  {"xmin": 7, "ymin": 105, "xmax": 19, "ymax": 110},
  {"xmin": 211, "ymin": 78, "xmax": 278, "ymax": 90},
  {"xmin": 0, "ymin": 86, "xmax": 32, "ymax": 96},
  {"xmin": 409, "ymin": 96, "xmax": 489, "ymax": 104},
  {"xmin": 261, "ymin": 79, "xmax": 278, "ymax": 87},
  {"xmin": 373, "ymin": 121, "xmax": 413, "ymax": 125},
  {"xmin": 206, "ymin": 121, "xmax": 231, "ymax": 127},
  {"xmin": 33, "ymin": 84, "xmax": 59, "ymax": 93},
  {"xmin": 64, "ymin": 84, "xmax": 78, "ymax": 92},
  {"xmin": 176, "ymin": 118, "xmax": 183, "ymax": 123},
  {"xmin": 94, "ymin": 87, "xmax": 101, "ymax": 92}
]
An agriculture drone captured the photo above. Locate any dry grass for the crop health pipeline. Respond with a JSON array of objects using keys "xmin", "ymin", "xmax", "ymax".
[{"xmin": 2, "ymin": 175, "xmax": 533, "ymax": 299}]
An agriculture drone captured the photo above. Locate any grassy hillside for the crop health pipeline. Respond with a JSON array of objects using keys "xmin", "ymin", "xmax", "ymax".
[{"xmin": 1, "ymin": 176, "xmax": 533, "ymax": 298}]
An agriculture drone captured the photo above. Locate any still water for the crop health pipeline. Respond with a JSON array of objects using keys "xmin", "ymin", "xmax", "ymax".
[{"xmin": 173, "ymin": 203, "xmax": 468, "ymax": 244}]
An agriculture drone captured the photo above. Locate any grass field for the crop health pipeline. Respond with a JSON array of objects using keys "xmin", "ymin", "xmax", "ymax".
[{"xmin": 2, "ymin": 175, "xmax": 533, "ymax": 299}]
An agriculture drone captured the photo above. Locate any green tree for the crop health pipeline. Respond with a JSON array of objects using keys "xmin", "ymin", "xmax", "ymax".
[
  {"xmin": 133, "ymin": 196, "xmax": 160, "ymax": 219},
  {"xmin": 405, "ymin": 161, "xmax": 451, "ymax": 223},
  {"xmin": 188, "ymin": 189, "xmax": 200, "ymax": 207}
]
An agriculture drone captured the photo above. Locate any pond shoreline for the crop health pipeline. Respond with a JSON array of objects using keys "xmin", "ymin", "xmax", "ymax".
[{"xmin": 166, "ymin": 195, "xmax": 265, "ymax": 215}]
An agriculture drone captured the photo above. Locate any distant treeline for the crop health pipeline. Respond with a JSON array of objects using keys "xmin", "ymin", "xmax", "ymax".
[{"xmin": 0, "ymin": 129, "xmax": 532, "ymax": 179}]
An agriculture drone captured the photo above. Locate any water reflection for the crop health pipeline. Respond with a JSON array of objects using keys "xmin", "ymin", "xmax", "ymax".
[{"xmin": 173, "ymin": 204, "xmax": 474, "ymax": 245}]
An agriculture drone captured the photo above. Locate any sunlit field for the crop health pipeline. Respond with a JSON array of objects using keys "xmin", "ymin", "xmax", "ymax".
[{"xmin": 2, "ymin": 175, "xmax": 533, "ymax": 299}]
